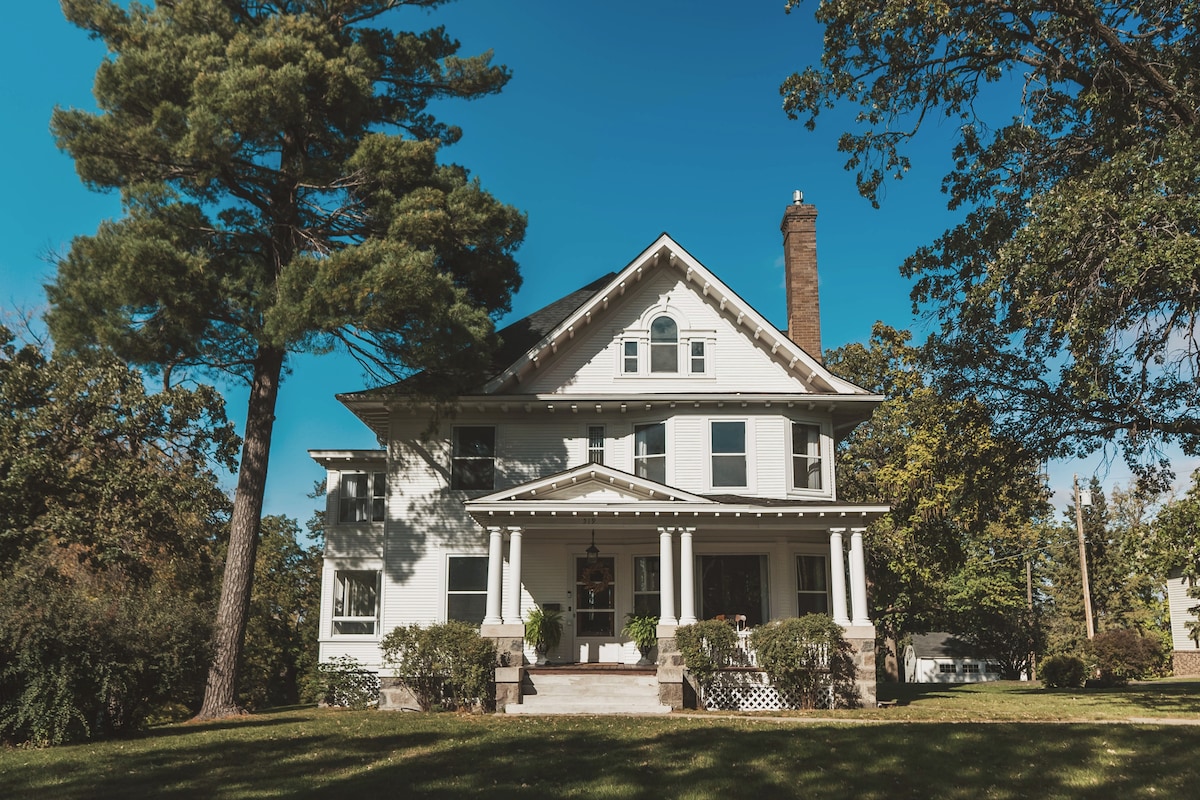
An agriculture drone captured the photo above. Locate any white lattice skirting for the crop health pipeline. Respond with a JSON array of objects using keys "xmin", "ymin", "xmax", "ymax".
[{"xmin": 702, "ymin": 671, "xmax": 835, "ymax": 711}]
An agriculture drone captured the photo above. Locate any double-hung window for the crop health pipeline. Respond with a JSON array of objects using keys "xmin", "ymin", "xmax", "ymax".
[
  {"xmin": 690, "ymin": 341, "xmax": 706, "ymax": 374},
  {"xmin": 634, "ymin": 422, "xmax": 666, "ymax": 484},
  {"xmin": 333, "ymin": 570, "xmax": 380, "ymax": 635},
  {"xmin": 791, "ymin": 422, "xmax": 823, "ymax": 491},
  {"xmin": 796, "ymin": 555, "xmax": 829, "ymax": 615},
  {"xmin": 623, "ymin": 340, "xmax": 639, "ymax": 374},
  {"xmin": 649, "ymin": 316, "xmax": 678, "ymax": 373},
  {"xmin": 446, "ymin": 556, "xmax": 488, "ymax": 624},
  {"xmin": 451, "ymin": 426, "xmax": 496, "ymax": 490},
  {"xmin": 711, "ymin": 421, "xmax": 747, "ymax": 488},
  {"xmin": 339, "ymin": 472, "xmax": 386, "ymax": 522}
]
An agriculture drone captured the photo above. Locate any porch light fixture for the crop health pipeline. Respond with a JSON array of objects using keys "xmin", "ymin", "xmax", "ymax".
[{"xmin": 586, "ymin": 530, "xmax": 600, "ymax": 565}]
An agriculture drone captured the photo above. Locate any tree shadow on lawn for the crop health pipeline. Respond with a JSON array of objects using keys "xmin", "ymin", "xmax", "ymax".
[
  {"xmin": 17, "ymin": 715, "xmax": 1200, "ymax": 799},
  {"xmin": 882, "ymin": 680, "xmax": 1200, "ymax": 717}
]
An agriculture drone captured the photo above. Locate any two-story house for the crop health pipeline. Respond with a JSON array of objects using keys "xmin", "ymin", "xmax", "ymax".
[{"xmin": 310, "ymin": 198, "xmax": 889, "ymax": 711}]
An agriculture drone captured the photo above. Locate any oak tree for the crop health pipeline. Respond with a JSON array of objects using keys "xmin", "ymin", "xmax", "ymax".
[
  {"xmin": 784, "ymin": 1, "xmax": 1200, "ymax": 487},
  {"xmin": 48, "ymin": 0, "xmax": 525, "ymax": 718}
]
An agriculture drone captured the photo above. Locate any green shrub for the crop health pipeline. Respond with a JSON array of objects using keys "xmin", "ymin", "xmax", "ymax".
[
  {"xmin": 1039, "ymin": 654, "xmax": 1086, "ymax": 688},
  {"xmin": 309, "ymin": 655, "xmax": 379, "ymax": 709},
  {"xmin": 1089, "ymin": 629, "xmax": 1163, "ymax": 687},
  {"xmin": 749, "ymin": 615, "xmax": 859, "ymax": 709},
  {"xmin": 675, "ymin": 619, "xmax": 738, "ymax": 687},
  {"xmin": 381, "ymin": 622, "xmax": 496, "ymax": 711}
]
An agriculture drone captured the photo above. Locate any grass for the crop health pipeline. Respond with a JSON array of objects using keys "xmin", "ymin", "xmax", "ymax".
[{"xmin": 1, "ymin": 681, "xmax": 1199, "ymax": 799}]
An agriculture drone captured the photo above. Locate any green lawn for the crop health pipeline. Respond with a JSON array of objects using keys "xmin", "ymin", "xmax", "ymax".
[{"xmin": 2, "ymin": 681, "xmax": 1199, "ymax": 799}]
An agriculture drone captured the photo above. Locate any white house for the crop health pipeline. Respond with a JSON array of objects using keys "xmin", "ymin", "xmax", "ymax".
[
  {"xmin": 1167, "ymin": 568, "xmax": 1200, "ymax": 675},
  {"xmin": 903, "ymin": 633, "xmax": 1005, "ymax": 684},
  {"xmin": 310, "ymin": 199, "xmax": 889, "ymax": 711}
]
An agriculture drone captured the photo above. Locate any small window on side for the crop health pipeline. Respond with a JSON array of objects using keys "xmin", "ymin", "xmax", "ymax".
[
  {"xmin": 587, "ymin": 425, "xmax": 605, "ymax": 465},
  {"xmin": 791, "ymin": 422, "xmax": 823, "ymax": 491},
  {"xmin": 623, "ymin": 340, "xmax": 639, "ymax": 373},
  {"xmin": 690, "ymin": 341, "xmax": 706, "ymax": 374},
  {"xmin": 339, "ymin": 472, "xmax": 385, "ymax": 522},
  {"xmin": 333, "ymin": 570, "xmax": 379, "ymax": 635},
  {"xmin": 452, "ymin": 427, "xmax": 496, "ymax": 490},
  {"xmin": 447, "ymin": 556, "xmax": 488, "ymax": 624}
]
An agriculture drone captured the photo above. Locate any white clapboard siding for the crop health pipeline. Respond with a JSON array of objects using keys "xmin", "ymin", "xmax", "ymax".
[
  {"xmin": 1168, "ymin": 569, "xmax": 1200, "ymax": 651},
  {"xmin": 523, "ymin": 271, "xmax": 813, "ymax": 396}
]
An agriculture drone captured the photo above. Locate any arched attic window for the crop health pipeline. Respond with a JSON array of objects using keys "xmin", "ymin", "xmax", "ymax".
[{"xmin": 649, "ymin": 316, "xmax": 678, "ymax": 373}]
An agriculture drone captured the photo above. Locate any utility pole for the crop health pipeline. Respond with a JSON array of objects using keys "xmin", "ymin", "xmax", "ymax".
[{"xmin": 1074, "ymin": 474, "xmax": 1095, "ymax": 639}]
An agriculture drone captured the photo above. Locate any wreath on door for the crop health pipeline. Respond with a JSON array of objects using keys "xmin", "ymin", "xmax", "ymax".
[{"xmin": 578, "ymin": 562, "xmax": 613, "ymax": 594}]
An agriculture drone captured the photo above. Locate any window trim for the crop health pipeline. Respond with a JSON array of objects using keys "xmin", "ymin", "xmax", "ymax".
[
  {"xmin": 332, "ymin": 568, "xmax": 381, "ymax": 637},
  {"xmin": 337, "ymin": 471, "xmax": 386, "ymax": 523},
  {"xmin": 709, "ymin": 419, "xmax": 748, "ymax": 489},
  {"xmin": 445, "ymin": 554, "xmax": 489, "ymax": 625},
  {"xmin": 789, "ymin": 420, "xmax": 828, "ymax": 495},
  {"xmin": 795, "ymin": 553, "xmax": 830, "ymax": 616},
  {"xmin": 633, "ymin": 421, "xmax": 668, "ymax": 484},
  {"xmin": 451, "ymin": 425, "xmax": 497, "ymax": 491},
  {"xmin": 586, "ymin": 424, "xmax": 606, "ymax": 465}
]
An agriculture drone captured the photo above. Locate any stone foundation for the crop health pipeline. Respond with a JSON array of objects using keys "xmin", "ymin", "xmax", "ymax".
[
  {"xmin": 655, "ymin": 636, "xmax": 685, "ymax": 709},
  {"xmin": 1174, "ymin": 650, "xmax": 1200, "ymax": 677},
  {"xmin": 378, "ymin": 677, "xmax": 420, "ymax": 711},
  {"xmin": 846, "ymin": 636, "xmax": 876, "ymax": 708}
]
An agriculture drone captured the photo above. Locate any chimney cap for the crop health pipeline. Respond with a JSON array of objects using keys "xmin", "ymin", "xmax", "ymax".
[{"xmin": 792, "ymin": 189, "xmax": 804, "ymax": 204}]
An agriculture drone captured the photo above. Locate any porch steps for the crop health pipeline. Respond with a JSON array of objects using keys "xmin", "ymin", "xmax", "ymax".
[{"xmin": 505, "ymin": 669, "xmax": 672, "ymax": 715}]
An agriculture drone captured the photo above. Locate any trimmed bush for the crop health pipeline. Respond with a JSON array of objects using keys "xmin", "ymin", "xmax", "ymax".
[
  {"xmin": 380, "ymin": 622, "xmax": 496, "ymax": 711},
  {"xmin": 1089, "ymin": 629, "xmax": 1163, "ymax": 687},
  {"xmin": 675, "ymin": 619, "xmax": 739, "ymax": 687},
  {"xmin": 1039, "ymin": 654, "xmax": 1086, "ymax": 689},
  {"xmin": 750, "ymin": 615, "xmax": 859, "ymax": 709},
  {"xmin": 310, "ymin": 655, "xmax": 380, "ymax": 709}
]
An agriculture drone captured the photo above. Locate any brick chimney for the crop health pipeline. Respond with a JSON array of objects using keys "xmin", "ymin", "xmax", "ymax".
[{"xmin": 781, "ymin": 195, "xmax": 822, "ymax": 362}]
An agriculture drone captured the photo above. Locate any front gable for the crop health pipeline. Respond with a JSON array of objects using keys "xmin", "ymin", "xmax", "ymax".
[
  {"xmin": 469, "ymin": 462, "xmax": 714, "ymax": 505},
  {"xmin": 485, "ymin": 235, "xmax": 867, "ymax": 398}
]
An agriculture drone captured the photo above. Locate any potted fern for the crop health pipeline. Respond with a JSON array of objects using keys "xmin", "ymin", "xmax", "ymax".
[
  {"xmin": 623, "ymin": 613, "xmax": 659, "ymax": 665},
  {"xmin": 524, "ymin": 606, "xmax": 563, "ymax": 665}
]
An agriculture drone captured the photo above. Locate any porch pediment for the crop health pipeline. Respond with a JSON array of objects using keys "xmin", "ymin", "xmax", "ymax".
[{"xmin": 467, "ymin": 463, "xmax": 714, "ymax": 506}]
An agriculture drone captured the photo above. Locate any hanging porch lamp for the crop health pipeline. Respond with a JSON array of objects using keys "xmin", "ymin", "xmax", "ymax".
[{"xmin": 586, "ymin": 529, "xmax": 600, "ymax": 565}]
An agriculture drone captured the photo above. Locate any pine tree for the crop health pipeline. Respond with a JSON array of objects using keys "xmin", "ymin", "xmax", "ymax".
[{"xmin": 47, "ymin": 0, "xmax": 525, "ymax": 719}]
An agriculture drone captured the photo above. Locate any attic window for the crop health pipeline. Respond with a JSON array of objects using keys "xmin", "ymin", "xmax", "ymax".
[{"xmin": 650, "ymin": 316, "xmax": 678, "ymax": 373}]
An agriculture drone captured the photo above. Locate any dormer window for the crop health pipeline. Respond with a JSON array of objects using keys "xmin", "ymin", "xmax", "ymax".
[
  {"xmin": 623, "ymin": 340, "xmax": 639, "ymax": 373},
  {"xmin": 649, "ymin": 316, "xmax": 678, "ymax": 373}
]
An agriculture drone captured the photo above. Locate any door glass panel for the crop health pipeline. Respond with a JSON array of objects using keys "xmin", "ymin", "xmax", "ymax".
[{"xmin": 576, "ymin": 556, "xmax": 615, "ymax": 636}]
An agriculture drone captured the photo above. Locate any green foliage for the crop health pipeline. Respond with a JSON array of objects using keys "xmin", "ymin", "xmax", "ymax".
[
  {"xmin": 675, "ymin": 620, "xmax": 738, "ymax": 688},
  {"xmin": 0, "ymin": 330, "xmax": 231, "ymax": 744},
  {"xmin": 523, "ymin": 606, "xmax": 563, "ymax": 653},
  {"xmin": 749, "ymin": 616, "xmax": 859, "ymax": 709},
  {"xmin": 784, "ymin": 0, "xmax": 1200, "ymax": 485},
  {"xmin": 381, "ymin": 622, "xmax": 496, "ymax": 712},
  {"xmin": 1039, "ymin": 654, "xmax": 1086, "ymax": 689},
  {"xmin": 622, "ymin": 614, "xmax": 659, "ymax": 651},
  {"xmin": 1089, "ymin": 629, "xmax": 1164, "ymax": 687},
  {"xmin": 48, "ymin": 0, "xmax": 525, "ymax": 717},
  {"xmin": 826, "ymin": 325, "xmax": 1049, "ymax": 650},
  {"xmin": 237, "ymin": 516, "xmax": 321, "ymax": 709},
  {"xmin": 308, "ymin": 656, "xmax": 379, "ymax": 710}
]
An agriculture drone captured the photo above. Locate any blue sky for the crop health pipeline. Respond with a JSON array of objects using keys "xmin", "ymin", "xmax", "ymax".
[{"xmin": 0, "ymin": 1, "xmax": 1178, "ymax": 525}]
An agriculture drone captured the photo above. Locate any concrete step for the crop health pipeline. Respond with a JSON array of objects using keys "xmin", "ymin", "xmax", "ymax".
[{"xmin": 505, "ymin": 670, "xmax": 671, "ymax": 715}]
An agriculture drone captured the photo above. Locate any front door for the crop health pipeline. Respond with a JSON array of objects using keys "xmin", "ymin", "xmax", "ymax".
[{"xmin": 575, "ymin": 556, "xmax": 617, "ymax": 662}]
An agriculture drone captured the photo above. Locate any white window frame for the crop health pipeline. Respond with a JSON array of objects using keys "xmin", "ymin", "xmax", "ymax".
[
  {"xmin": 451, "ymin": 426, "xmax": 496, "ymax": 490},
  {"xmin": 633, "ymin": 421, "xmax": 667, "ymax": 484},
  {"xmin": 649, "ymin": 315, "xmax": 679, "ymax": 374},
  {"xmin": 337, "ymin": 471, "xmax": 386, "ymax": 523},
  {"xmin": 689, "ymin": 340, "xmax": 707, "ymax": 375},
  {"xmin": 587, "ymin": 424, "xmax": 606, "ymax": 465},
  {"xmin": 789, "ymin": 420, "xmax": 829, "ymax": 495},
  {"xmin": 445, "ymin": 554, "xmax": 489, "ymax": 625},
  {"xmin": 332, "ymin": 568, "xmax": 381, "ymax": 637},
  {"xmin": 795, "ymin": 553, "xmax": 830, "ymax": 615},
  {"xmin": 632, "ymin": 555, "xmax": 661, "ymax": 617},
  {"xmin": 709, "ymin": 419, "xmax": 748, "ymax": 489},
  {"xmin": 622, "ymin": 339, "xmax": 640, "ymax": 374}
]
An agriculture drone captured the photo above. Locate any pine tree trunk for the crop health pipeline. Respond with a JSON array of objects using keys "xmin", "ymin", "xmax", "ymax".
[{"xmin": 195, "ymin": 346, "xmax": 286, "ymax": 720}]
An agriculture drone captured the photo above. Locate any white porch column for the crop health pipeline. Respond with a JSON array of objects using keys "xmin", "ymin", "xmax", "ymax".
[
  {"xmin": 678, "ymin": 527, "xmax": 697, "ymax": 625},
  {"xmin": 483, "ymin": 526, "xmax": 504, "ymax": 625},
  {"xmin": 848, "ymin": 527, "xmax": 870, "ymax": 626},
  {"xmin": 658, "ymin": 527, "xmax": 678, "ymax": 625},
  {"xmin": 504, "ymin": 526, "xmax": 524, "ymax": 625},
  {"xmin": 828, "ymin": 528, "xmax": 850, "ymax": 626}
]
